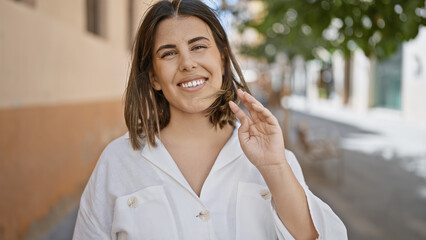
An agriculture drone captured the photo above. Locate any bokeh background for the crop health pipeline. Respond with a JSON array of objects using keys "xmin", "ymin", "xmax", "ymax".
[{"xmin": 0, "ymin": 0, "xmax": 425, "ymax": 239}]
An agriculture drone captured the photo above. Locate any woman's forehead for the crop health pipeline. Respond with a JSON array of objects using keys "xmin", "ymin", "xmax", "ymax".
[{"xmin": 154, "ymin": 16, "xmax": 214, "ymax": 45}]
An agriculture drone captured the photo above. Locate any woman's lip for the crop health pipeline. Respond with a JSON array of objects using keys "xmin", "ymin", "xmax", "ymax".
[
  {"xmin": 178, "ymin": 78, "xmax": 208, "ymax": 87},
  {"xmin": 177, "ymin": 75, "xmax": 207, "ymax": 85},
  {"xmin": 178, "ymin": 79, "xmax": 207, "ymax": 91}
]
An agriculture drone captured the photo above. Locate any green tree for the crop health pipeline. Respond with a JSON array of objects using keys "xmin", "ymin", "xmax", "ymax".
[{"xmin": 236, "ymin": 0, "xmax": 426, "ymax": 103}]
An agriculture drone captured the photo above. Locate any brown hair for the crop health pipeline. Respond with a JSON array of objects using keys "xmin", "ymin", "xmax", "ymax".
[{"xmin": 124, "ymin": 0, "xmax": 250, "ymax": 150}]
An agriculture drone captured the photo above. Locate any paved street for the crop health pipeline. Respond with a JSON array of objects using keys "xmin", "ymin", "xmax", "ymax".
[
  {"xmin": 42, "ymin": 207, "xmax": 78, "ymax": 240},
  {"xmin": 288, "ymin": 110, "xmax": 426, "ymax": 240}
]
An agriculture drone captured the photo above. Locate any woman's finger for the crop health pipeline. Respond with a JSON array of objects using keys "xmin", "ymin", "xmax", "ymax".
[
  {"xmin": 229, "ymin": 101, "xmax": 251, "ymax": 141},
  {"xmin": 244, "ymin": 91, "xmax": 268, "ymax": 111},
  {"xmin": 237, "ymin": 90, "xmax": 261, "ymax": 123},
  {"xmin": 251, "ymin": 102, "xmax": 279, "ymax": 125},
  {"xmin": 238, "ymin": 89, "xmax": 278, "ymax": 126},
  {"xmin": 229, "ymin": 101, "xmax": 250, "ymax": 122}
]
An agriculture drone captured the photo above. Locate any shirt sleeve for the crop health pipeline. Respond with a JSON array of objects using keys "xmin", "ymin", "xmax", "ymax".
[
  {"xmin": 271, "ymin": 150, "xmax": 348, "ymax": 240},
  {"xmin": 72, "ymin": 151, "xmax": 114, "ymax": 240}
]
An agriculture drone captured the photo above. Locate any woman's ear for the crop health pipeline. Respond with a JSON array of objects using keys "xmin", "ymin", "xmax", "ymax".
[{"xmin": 149, "ymin": 72, "xmax": 162, "ymax": 91}]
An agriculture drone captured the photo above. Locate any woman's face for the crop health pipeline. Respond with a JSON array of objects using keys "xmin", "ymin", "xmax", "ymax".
[{"xmin": 151, "ymin": 16, "xmax": 224, "ymax": 118}]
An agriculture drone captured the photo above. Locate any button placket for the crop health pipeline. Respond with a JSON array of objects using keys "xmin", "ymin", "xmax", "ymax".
[
  {"xmin": 196, "ymin": 210, "xmax": 210, "ymax": 221},
  {"xmin": 128, "ymin": 196, "xmax": 138, "ymax": 208},
  {"xmin": 260, "ymin": 189, "xmax": 272, "ymax": 200}
]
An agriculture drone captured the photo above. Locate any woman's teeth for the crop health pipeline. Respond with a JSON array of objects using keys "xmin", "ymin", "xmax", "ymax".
[{"xmin": 180, "ymin": 79, "xmax": 206, "ymax": 88}]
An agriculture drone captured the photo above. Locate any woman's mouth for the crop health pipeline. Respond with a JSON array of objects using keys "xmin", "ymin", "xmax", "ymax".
[{"xmin": 178, "ymin": 79, "xmax": 207, "ymax": 88}]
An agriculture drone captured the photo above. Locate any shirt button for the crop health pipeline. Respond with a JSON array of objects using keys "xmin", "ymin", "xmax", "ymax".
[
  {"xmin": 197, "ymin": 210, "xmax": 210, "ymax": 221},
  {"xmin": 128, "ymin": 196, "xmax": 138, "ymax": 208},
  {"xmin": 260, "ymin": 189, "xmax": 271, "ymax": 200}
]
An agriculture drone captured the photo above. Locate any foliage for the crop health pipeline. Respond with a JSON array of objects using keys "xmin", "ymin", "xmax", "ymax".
[{"xmin": 236, "ymin": 0, "xmax": 426, "ymax": 62}]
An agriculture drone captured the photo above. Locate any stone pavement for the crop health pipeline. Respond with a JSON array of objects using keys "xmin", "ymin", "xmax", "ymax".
[
  {"xmin": 42, "ymin": 207, "xmax": 78, "ymax": 240},
  {"xmin": 287, "ymin": 110, "xmax": 426, "ymax": 240}
]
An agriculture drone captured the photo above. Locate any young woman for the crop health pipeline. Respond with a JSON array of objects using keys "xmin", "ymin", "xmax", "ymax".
[{"xmin": 73, "ymin": 1, "xmax": 347, "ymax": 239}]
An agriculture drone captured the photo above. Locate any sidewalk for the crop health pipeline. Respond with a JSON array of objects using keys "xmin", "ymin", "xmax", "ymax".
[
  {"xmin": 284, "ymin": 97, "xmax": 426, "ymax": 240},
  {"xmin": 286, "ymin": 95, "xmax": 426, "ymax": 181}
]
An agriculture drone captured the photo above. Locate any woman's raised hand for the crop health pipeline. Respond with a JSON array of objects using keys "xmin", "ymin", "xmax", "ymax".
[{"xmin": 229, "ymin": 89, "xmax": 287, "ymax": 170}]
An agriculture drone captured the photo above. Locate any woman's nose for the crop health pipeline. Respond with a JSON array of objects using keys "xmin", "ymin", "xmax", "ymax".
[{"xmin": 178, "ymin": 52, "xmax": 197, "ymax": 72}]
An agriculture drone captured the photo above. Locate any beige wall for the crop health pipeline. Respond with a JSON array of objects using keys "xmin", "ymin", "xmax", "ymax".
[
  {"xmin": 37, "ymin": 0, "xmax": 86, "ymax": 32},
  {"xmin": 0, "ymin": 0, "xmax": 153, "ymax": 239},
  {"xmin": 107, "ymin": 0, "xmax": 129, "ymax": 50},
  {"xmin": 31, "ymin": 0, "xmax": 129, "ymax": 50},
  {"xmin": 0, "ymin": 0, "xmax": 130, "ymax": 109}
]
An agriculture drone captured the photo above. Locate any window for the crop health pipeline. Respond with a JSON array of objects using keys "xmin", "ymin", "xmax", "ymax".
[
  {"xmin": 374, "ymin": 46, "xmax": 402, "ymax": 110},
  {"xmin": 86, "ymin": 0, "xmax": 106, "ymax": 37}
]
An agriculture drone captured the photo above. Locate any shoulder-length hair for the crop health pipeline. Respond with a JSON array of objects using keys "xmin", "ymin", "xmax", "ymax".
[{"xmin": 125, "ymin": 0, "xmax": 250, "ymax": 150}]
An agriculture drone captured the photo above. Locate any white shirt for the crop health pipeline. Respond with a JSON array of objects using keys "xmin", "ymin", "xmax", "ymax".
[{"xmin": 73, "ymin": 125, "xmax": 347, "ymax": 240}]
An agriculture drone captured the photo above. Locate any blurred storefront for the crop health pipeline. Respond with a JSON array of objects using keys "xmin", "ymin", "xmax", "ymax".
[
  {"xmin": 291, "ymin": 26, "xmax": 426, "ymax": 125},
  {"xmin": 0, "ymin": 0, "xmax": 152, "ymax": 239}
]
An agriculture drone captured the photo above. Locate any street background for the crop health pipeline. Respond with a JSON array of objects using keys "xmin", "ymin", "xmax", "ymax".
[{"xmin": 1, "ymin": 0, "xmax": 425, "ymax": 239}]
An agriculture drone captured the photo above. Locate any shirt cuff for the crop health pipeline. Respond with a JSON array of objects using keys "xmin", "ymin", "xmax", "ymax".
[{"xmin": 270, "ymin": 187, "xmax": 347, "ymax": 240}]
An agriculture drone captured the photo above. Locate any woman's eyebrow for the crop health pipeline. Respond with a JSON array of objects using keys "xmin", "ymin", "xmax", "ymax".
[
  {"xmin": 156, "ymin": 44, "xmax": 176, "ymax": 54},
  {"xmin": 188, "ymin": 36, "xmax": 210, "ymax": 44},
  {"xmin": 155, "ymin": 36, "xmax": 210, "ymax": 54}
]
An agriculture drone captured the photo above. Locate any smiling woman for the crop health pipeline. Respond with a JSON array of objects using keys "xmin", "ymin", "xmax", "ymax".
[
  {"xmin": 72, "ymin": 1, "xmax": 347, "ymax": 239},
  {"xmin": 124, "ymin": 0, "xmax": 249, "ymax": 151},
  {"xmin": 151, "ymin": 16, "xmax": 225, "ymax": 118}
]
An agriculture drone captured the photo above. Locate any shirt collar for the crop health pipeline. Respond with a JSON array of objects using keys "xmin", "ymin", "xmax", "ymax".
[
  {"xmin": 210, "ymin": 121, "xmax": 243, "ymax": 172},
  {"xmin": 140, "ymin": 122, "xmax": 243, "ymax": 189},
  {"xmin": 141, "ymin": 136, "xmax": 191, "ymax": 192}
]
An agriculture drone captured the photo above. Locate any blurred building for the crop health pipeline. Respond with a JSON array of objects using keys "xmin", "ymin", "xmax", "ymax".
[
  {"xmin": 0, "ymin": 0, "xmax": 152, "ymax": 239},
  {"xmin": 291, "ymin": 27, "xmax": 426, "ymax": 125}
]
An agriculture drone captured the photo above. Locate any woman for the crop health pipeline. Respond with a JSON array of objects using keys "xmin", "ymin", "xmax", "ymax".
[{"xmin": 73, "ymin": 0, "xmax": 347, "ymax": 239}]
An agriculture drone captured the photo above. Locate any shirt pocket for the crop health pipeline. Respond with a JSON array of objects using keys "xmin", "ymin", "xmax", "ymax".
[
  {"xmin": 112, "ymin": 185, "xmax": 179, "ymax": 240},
  {"xmin": 236, "ymin": 182, "xmax": 278, "ymax": 240}
]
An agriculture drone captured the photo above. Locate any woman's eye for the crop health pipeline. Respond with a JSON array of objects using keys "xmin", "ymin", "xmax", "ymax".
[
  {"xmin": 161, "ymin": 51, "xmax": 176, "ymax": 58},
  {"xmin": 192, "ymin": 45, "xmax": 207, "ymax": 51}
]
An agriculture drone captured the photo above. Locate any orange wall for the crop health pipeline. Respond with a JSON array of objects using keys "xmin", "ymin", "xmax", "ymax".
[
  {"xmin": 0, "ymin": 1, "xmax": 157, "ymax": 238},
  {"xmin": 0, "ymin": 100, "xmax": 126, "ymax": 239}
]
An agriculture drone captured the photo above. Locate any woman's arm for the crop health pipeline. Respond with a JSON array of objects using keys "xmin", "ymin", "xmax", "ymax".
[{"xmin": 229, "ymin": 89, "xmax": 318, "ymax": 239}]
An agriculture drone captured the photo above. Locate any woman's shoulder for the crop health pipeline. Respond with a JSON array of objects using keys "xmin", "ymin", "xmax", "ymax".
[
  {"xmin": 103, "ymin": 132, "xmax": 145, "ymax": 153},
  {"xmin": 86, "ymin": 133, "xmax": 149, "ymax": 190},
  {"xmin": 97, "ymin": 132, "xmax": 146, "ymax": 166}
]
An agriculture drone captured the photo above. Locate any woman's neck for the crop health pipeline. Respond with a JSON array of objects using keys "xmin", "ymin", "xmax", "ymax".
[{"xmin": 159, "ymin": 111, "xmax": 233, "ymax": 144}]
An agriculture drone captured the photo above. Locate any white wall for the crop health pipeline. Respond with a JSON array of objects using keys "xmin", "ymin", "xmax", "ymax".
[
  {"xmin": 402, "ymin": 27, "xmax": 426, "ymax": 124},
  {"xmin": 351, "ymin": 50, "xmax": 373, "ymax": 113}
]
